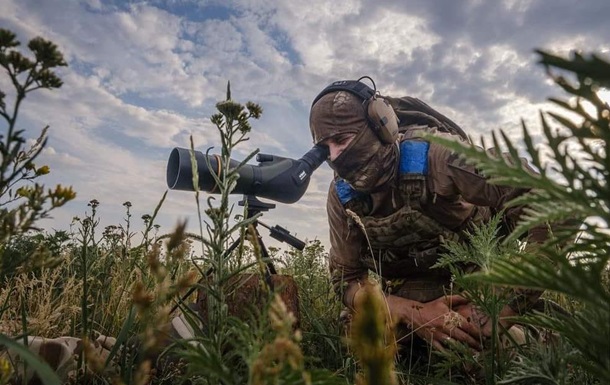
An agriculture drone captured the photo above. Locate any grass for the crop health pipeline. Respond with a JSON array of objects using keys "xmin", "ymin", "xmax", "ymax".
[{"xmin": 0, "ymin": 195, "xmax": 607, "ymax": 384}]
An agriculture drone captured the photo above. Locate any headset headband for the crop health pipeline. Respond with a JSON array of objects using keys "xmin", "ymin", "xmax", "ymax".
[
  {"xmin": 311, "ymin": 79, "xmax": 375, "ymax": 107},
  {"xmin": 311, "ymin": 77, "xmax": 399, "ymax": 145}
]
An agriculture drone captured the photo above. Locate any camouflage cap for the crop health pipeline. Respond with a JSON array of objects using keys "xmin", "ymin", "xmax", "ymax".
[{"xmin": 309, "ymin": 91, "xmax": 368, "ymax": 144}]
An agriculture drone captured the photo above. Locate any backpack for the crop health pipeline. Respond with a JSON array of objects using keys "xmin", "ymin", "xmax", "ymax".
[{"xmin": 385, "ymin": 95, "xmax": 470, "ymax": 141}]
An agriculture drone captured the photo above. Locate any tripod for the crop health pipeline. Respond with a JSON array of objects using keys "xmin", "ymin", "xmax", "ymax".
[{"xmin": 170, "ymin": 194, "xmax": 306, "ymax": 314}]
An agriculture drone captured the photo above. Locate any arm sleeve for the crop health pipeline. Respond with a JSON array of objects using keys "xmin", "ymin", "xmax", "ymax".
[
  {"xmin": 326, "ymin": 180, "xmax": 369, "ymax": 308},
  {"xmin": 428, "ymin": 139, "xmax": 547, "ymax": 242},
  {"xmin": 428, "ymin": 138, "xmax": 550, "ymax": 313}
]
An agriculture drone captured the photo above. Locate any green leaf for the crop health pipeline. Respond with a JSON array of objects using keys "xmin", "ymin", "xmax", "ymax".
[{"xmin": 536, "ymin": 50, "xmax": 610, "ymax": 88}]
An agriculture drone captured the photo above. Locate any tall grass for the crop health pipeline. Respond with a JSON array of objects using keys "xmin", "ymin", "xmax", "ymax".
[{"xmin": 1, "ymin": 27, "xmax": 608, "ymax": 385}]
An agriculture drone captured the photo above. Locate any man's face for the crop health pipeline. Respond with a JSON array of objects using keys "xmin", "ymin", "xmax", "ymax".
[
  {"xmin": 319, "ymin": 127, "xmax": 394, "ymax": 192},
  {"xmin": 319, "ymin": 133, "xmax": 357, "ymax": 162}
]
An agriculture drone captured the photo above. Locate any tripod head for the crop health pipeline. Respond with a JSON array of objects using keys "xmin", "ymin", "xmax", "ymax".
[{"xmin": 238, "ymin": 195, "xmax": 306, "ymax": 251}]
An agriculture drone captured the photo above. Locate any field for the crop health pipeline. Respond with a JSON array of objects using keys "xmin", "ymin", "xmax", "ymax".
[{"xmin": 0, "ymin": 29, "xmax": 609, "ymax": 384}]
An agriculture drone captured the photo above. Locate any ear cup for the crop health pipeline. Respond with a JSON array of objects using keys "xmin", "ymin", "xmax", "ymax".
[{"xmin": 366, "ymin": 97, "xmax": 399, "ymax": 144}]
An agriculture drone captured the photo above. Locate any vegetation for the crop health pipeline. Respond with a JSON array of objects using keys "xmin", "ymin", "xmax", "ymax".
[
  {"xmin": 428, "ymin": 50, "xmax": 610, "ymax": 384},
  {"xmin": 0, "ymin": 28, "xmax": 75, "ymax": 280},
  {"xmin": 0, "ymin": 27, "xmax": 608, "ymax": 384}
]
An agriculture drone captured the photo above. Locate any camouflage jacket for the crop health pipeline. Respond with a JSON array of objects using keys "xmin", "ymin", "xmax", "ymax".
[{"xmin": 327, "ymin": 126, "xmax": 546, "ymax": 313}]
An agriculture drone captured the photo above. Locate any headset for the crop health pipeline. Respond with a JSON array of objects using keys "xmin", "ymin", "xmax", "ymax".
[{"xmin": 311, "ymin": 76, "xmax": 400, "ymax": 144}]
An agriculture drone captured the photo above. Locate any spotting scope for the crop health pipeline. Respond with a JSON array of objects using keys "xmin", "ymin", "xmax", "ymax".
[{"xmin": 166, "ymin": 145, "xmax": 329, "ymax": 204}]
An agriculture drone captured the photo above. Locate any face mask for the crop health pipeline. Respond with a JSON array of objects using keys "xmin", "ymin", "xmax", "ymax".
[{"xmin": 329, "ymin": 127, "xmax": 397, "ymax": 193}]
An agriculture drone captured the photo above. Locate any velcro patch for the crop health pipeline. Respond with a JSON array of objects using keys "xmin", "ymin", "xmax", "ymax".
[
  {"xmin": 399, "ymin": 141, "xmax": 429, "ymax": 175},
  {"xmin": 335, "ymin": 179, "xmax": 361, "ymax": 205}
]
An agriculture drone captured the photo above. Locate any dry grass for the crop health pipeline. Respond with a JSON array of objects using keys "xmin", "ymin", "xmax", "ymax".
[{"xmin": 0, "ymin": 260, "xmax": 81, "ymax": 337}]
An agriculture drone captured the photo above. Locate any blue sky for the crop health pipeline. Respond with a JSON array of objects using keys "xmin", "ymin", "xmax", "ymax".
[{"xmin": 1, "ymin": 0, "xmax": 609, "ymax": 250}]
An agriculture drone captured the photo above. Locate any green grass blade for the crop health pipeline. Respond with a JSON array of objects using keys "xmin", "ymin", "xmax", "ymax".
[{"xmin": 104, "ymin": 305, "xmax": 136, "ymax": 368}]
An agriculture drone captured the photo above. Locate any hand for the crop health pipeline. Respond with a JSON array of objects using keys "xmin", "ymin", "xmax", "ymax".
[
  {"xmin": 453, "ymin": 302, "xmax": 517, "ymax": 339},
  {"xmin": 480, "ymin": 305, "xmax": 517, "ymax": 337},
  {"xmin": 386, "ymin": 294, "xmax": 483, "ymax": 351}
]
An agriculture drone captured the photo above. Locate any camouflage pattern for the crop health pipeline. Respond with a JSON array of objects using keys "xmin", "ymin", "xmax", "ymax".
[
  {"xmin": 346, "ymin": 173, "xmax": 462, "ymax": 251},
  {"xmin": 1, "ymin": 335, "xmax": 117, "ymax": 384},
  {"xmin": 330, "ymin": 124, "xmax": 396, "ymax": 192},
  {"xmin": 311, "ymin": 91, "xmax": 397, "ymax": 192},
  {"xmin": 327, "ymin": 119, "xmax": 547, "ymax": 309},
  {"xmin": 310, "ymin": 91, "xmax": 368, "ymax": 145},
  {"xmin": 0, "ymin": 311, "xmax": 205, "ymax": 384}
]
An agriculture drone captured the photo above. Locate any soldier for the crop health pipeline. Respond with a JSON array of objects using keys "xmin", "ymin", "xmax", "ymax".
[{"xmin": 309, "ymin": 78, "xmax": 549, "ymax": 352}]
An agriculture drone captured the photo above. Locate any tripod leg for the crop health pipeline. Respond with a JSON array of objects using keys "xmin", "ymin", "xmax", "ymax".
[{"xmin": 251, "ymin": 225, "xmax": 277, "ymax": 291}]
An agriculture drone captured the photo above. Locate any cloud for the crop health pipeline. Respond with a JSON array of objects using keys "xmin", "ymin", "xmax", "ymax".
[{"xmin": 2, "ymin": 0, "xmax": 609, "ymax": 250}]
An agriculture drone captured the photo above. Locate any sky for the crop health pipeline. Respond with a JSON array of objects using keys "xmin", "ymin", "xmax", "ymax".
[{"xmin": 1, "ymin": 0, "xmax": 609, "ymax": 252}]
